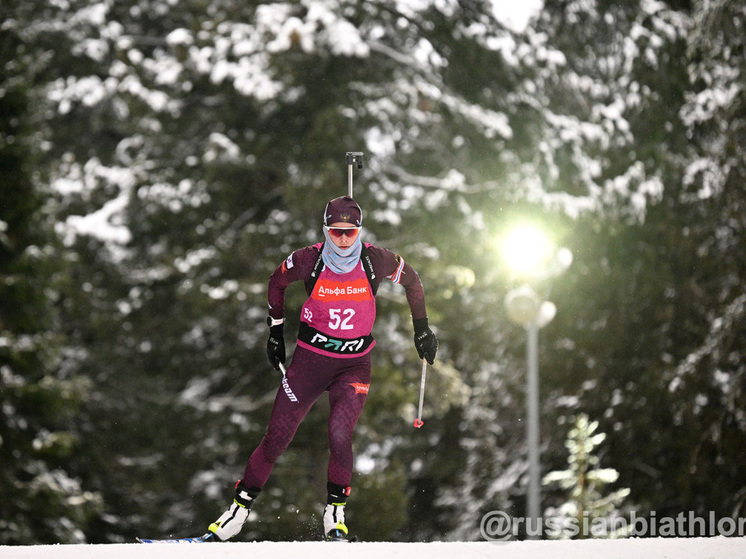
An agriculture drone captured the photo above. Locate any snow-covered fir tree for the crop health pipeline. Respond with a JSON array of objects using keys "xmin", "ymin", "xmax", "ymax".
[{"xmin": 542, "ymin": 414, "xmax": 630, "ymax": 539}]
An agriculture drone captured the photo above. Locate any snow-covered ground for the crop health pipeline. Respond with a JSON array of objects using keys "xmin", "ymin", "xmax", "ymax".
[{"xmin": 2, "ymin": 538, "xmax": 745, "ymax": 559}]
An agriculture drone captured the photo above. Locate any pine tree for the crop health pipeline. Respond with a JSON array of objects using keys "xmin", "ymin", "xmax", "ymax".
[
  {"xmin": 0, "ymin": 72, "xmax": 103, "ymax": 543},
  {"xmin": 542, "ymin": 414, "xmax": 630, "ymax": 539}
]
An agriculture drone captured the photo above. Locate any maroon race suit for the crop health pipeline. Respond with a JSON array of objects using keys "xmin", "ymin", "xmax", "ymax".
[{"xmin": 240, "ymin": 242, "xmax": 428, "ymax": 490}]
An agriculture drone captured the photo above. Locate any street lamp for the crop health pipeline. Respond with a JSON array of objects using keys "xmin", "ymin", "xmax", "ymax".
[{"xmin": 502, "ymin": 225, "xmax": 571, "ymax": 539}]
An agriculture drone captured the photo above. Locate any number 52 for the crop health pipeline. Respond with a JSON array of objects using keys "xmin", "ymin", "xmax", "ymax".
[{"xmin": 329, "ymin": 308, "xmax": 355, "ymax": 330}]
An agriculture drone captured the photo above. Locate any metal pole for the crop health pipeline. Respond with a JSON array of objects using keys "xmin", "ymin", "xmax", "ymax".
[
  {"xmin": 526, "ymin": 320, "xmax": 541, "ymax": 539},
  {"xmin": 348, "ymin": 164, "xmax": 353, "ymax": 197},
  {"xmin": 413, "ymin": 359, "xmax": 427, "ymax": 428},
  {"xmin": 345, "ymin": 152, "xmax": 364, "ymax": 198}
]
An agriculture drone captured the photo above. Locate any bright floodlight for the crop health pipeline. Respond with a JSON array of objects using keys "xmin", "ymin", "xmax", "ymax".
[{"xmin": 502, "ymin": 225, "xmax": 553, "ymax": 277}]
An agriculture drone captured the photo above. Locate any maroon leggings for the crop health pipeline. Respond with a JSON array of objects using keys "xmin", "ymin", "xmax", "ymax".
[{"xmin": 241, "ymin": 346, "xmax": 372, "ymax": 490}]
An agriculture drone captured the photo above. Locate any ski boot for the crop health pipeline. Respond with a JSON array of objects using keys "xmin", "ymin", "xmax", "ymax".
[
  {"xmin": 207, "ymin": 481, "xmax": 260, "ymax": 541},
  {"xmin": 324, "ymin": 482, "xmax": 351, "ymax": 542}
]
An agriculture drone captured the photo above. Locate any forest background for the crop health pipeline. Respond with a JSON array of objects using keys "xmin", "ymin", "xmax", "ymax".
[{"xmin": 1, "ymin": 0, "xmax": 744, "ymax": 544}]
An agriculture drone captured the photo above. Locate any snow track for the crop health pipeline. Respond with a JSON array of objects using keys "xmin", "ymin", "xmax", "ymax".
[{"xmin": 2, "ymin": 537, "xmax": 744, "ymax": 559}]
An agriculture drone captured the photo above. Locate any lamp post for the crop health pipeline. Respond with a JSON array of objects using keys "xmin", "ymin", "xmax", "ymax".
[
  {"xmin": 525, "ymin": 317, "xmax": 540, "ymax": 536},
  {"xmin": 502, "ymin": 226, "xmax": 571, "ymax": 539}
]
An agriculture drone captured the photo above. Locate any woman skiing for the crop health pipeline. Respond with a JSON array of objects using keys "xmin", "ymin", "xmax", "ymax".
[{"xmin": 205, "ymin": 195, "xmax": 438, "ymax": 541}]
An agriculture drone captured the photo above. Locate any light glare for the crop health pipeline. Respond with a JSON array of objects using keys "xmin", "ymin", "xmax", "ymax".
[{"xmin": 502, "ymin": 225, "xmax": 552, "ymax": 276}]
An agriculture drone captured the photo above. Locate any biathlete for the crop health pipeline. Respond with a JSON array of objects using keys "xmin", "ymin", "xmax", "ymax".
[{"xmin": 205, "ymin": 195, "xmax": 438, "ymax": 541}]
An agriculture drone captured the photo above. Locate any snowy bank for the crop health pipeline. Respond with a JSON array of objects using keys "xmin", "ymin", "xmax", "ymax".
[{"xmin": 2, "ymin": 537, "xmax": 745, "ymax": 559}]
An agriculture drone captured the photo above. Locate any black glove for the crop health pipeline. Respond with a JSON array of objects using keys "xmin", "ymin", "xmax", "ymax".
[
  {"xmin": 266, "ymin": 323, "xmax": 285, "ymax": 370},
  {"xmin": 413, "ymin": 317, "xmax": 438, "ymax": 365}
]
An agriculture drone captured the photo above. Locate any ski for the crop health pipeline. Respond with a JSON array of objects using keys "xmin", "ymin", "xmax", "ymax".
[
  {"xmin": 325, "ymin": 533, "xmax": 358, "ymax": 542},
  {"xmin": 137, "ymin": 534, "xmax": 216, "ymax": 543},
  {"xmin": 137, "ymin": 534, "xmax": 357, "ymax": 543}
]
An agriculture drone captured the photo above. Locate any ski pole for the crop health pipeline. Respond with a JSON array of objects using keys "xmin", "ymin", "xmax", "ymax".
[
  {"xmin": 345, "ymin": 151, "xmax": 364, "ymax": 197},
  {"xmin": 413, "ymin": 358, "xmax": 428, "ymax": 428}
]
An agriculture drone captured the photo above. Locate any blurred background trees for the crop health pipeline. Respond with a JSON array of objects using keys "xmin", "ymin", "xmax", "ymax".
[{"xmin": 1, "ymin": 0, "xmax": 744, "ymax": 543}]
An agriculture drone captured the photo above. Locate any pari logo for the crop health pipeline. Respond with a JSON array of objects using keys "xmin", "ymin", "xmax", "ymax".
[{"xmin": 349, "ymin": 382, "xmax": 370, "ymax": 395}]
